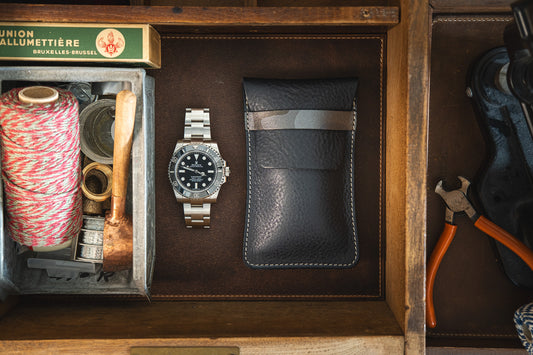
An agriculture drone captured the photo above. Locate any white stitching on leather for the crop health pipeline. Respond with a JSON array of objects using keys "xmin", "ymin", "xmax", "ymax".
[
  {"xmin": 244, "ymin": 99, "xmax": 252, "ymax": 265},
  {"xmin": 350, "ymin": 97, "xmax": 358, "ymax": 265},
  {"xmin": 163, "ymin": 35, "xmax": 383, "ymax": 40},
  {"xmin": 433, "ymin": 15, "xmax": 512, "ymax": 24},
  {"xmin": 378, "ymin": 36, "xmax": 383, "ymax": 296},
  {"xmin": 152, "ymin": 294, "xmax": 383, "ymax": 299}
]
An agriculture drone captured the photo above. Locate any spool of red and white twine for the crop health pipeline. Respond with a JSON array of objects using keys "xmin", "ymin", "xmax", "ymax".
[{"xmin": 0, "ymin": 86, "xmax": 83, "ymax": 248}]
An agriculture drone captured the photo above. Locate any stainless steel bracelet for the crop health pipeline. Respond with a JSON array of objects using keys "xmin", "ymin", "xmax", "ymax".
[
  {"xmin": 183, "ymin": 108, "xmax": 212, "ymax": 228},
  {"xmin": 184, "ymin": 108, "xmax": 211, "ymax": 141},
  {"xmin": 183, "ymin": 202, "xmax": 211, "ymax": 229}
]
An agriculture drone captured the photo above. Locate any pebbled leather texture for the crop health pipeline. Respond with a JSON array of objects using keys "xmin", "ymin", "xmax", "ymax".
[
  {"xmin": 244, "ymin": 77, "xmax": 358, "ymax": 111},
  {"xmin": 243, "ymin": 78, "xmax": 359, "ymax": 268}
]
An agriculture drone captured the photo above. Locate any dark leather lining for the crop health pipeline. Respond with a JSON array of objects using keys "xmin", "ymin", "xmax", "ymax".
[
  {"xmin": 428, "ymin": 15, "xmax": 532, "ymax": 344},
  {"xmin": 150, "ymin": 35, "xmax": 384, "ymax": 299}
]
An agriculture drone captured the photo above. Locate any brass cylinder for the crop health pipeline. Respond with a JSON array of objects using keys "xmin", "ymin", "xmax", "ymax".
[{"xmin": 81, "ymin": 162, "xmax": 113, "ymax": 202}]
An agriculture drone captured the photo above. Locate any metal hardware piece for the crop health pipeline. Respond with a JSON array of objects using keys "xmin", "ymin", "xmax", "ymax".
[
  {"xmin": 435, "ymin": 176, "xmax": 477, "ymax": 223},
  {"xmin": 81, "ymin": 162, "xmax": 113, "ymax": 202},
  {"xmin": 184, "ymin": 108, "xmax": 211, "ymax": 141}
]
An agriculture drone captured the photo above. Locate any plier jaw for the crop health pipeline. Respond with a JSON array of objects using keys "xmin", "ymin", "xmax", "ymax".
[
  {"xmin": 435, "ymin": 176, "xmax": 478, "ymax": 223},
  {"xmin": 443, "ymin": 207, "xmax": 455, "ymax": 225}
]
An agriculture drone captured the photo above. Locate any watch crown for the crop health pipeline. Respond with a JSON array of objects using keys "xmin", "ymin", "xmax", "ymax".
[{"xmin": 225, "ymin": 166, "xmax": 231, "ymax": 177}]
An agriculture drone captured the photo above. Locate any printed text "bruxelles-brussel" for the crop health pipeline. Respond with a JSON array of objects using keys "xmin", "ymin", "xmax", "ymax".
[{"xmin": 32, "ymin": 49, "xmax": 98, "ymax": 55}]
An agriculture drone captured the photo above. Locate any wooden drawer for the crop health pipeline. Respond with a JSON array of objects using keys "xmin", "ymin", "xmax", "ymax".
[
  {"xmin": 427, "ymin": 0, "xmax": 533, "ymax": 352},
  {"xmin": 0, "ymin": 2, "xmax": 430, "ymax": 354}
]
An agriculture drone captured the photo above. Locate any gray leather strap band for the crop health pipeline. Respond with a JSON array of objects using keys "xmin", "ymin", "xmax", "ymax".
[{"xmin": 247, "ymin": 110, "xmax": 355, "ymax": 131}]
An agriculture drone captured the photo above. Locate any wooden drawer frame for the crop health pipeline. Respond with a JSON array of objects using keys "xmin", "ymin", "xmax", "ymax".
[{"xmin": 0, "ymin": 2, "xmax": 432, "ymax": 354}]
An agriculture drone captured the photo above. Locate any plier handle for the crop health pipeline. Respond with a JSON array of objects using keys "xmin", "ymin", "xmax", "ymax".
[{"xmin": 427, "ymin": 176, "xmax": 533, "ymax": 328}]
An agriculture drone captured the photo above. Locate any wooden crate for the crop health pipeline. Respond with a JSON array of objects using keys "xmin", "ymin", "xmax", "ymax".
[{"xmin": 0, "ymin": 2, "xmax": 430, "ymax": 354}]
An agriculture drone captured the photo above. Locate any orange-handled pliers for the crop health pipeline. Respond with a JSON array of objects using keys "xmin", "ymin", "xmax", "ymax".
[{"xmin": 427, "ymin": 176, "xmax": 533, "ymax": 328}]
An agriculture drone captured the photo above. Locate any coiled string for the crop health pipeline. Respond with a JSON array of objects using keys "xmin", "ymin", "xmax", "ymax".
[{"xmin": 0, "ymin": 87, "xmax": 82, "ymax": 247}]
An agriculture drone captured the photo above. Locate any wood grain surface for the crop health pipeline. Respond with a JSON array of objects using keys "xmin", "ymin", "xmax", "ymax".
[
  {"xmin": 0, "ymin": 4, "xmax": 399, "ymax": 26},
  {"xmin": 0, "ymin": 336, "xmax": 404, "ymax": 355},
  {"xmin": 386, "ymin": 0, "xmax": 430, "ymax": 354},
  {"xmin": 0, "ymin": 300, "xmax": 402, "ymax": 339}
]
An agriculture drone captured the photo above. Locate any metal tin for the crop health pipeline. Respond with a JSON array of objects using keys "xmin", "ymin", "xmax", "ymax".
[{"xmin": 0, "ymin": 67, "xmax": 155, "ymax": 298}]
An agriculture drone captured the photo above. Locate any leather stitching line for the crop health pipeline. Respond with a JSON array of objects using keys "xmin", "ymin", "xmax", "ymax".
[
  {"xmin": 428, "ymin": 331, "xmax": 517, "ymax": 338},
  {"xmin": 350, "ymin": 97, "xmax": 358, "ymax": 266},
  {"xmin": 432, "ymin": 16, "xmax": 512, "ymax": 24},
  {"xmin": 378, "ymin": 36, "xmax": 383, "ymax": 297},
  {"xmin": 151, "ymin": 294, "xmax": 382, "ymax": 299},
  {"xmin": 162, "ymin": 35, "xmax": 383, "ymax": 40},
  {"xmin": 244, "ymin": 100, "xmax": 252, "ymax": 266}
]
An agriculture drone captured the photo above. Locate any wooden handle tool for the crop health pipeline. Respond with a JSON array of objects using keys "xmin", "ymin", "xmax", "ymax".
[{"xmin": 102, "ymin": 90, "xmax": 136, "ymax": 272}]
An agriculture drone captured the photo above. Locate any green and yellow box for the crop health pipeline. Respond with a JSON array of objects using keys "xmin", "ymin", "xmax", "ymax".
[{"xmin": 0, "ymin": 23, "xmax": 161, "ymax": 68}]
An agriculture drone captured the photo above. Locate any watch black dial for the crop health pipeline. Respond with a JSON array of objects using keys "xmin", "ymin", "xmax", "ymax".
[{"xmin": 175, "ymin": 152, "xmax": 217, "ymax": 191}]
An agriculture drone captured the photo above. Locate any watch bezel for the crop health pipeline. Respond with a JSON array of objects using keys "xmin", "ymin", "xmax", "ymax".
[{"xmin": 168, "ymin": 143, "xmax": 226, "ymax": 200}]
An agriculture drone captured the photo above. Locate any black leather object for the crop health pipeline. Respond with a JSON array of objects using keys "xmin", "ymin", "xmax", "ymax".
[
  {"xmin": 244, "ymin": 77, "xmax": 359, "ymax": 111},
  {"xmin": 243, "ymin": 78, "xmax": 359, "ymax": 269},
  {"xmin": 469, "ymin": 47, "xmax": 533, "ymax": 288}
]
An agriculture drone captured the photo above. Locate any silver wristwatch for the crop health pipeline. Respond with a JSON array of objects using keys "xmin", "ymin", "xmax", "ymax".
[{"xmin": 168, "ymin": 108, "xmax": 230, "ymax": 228}]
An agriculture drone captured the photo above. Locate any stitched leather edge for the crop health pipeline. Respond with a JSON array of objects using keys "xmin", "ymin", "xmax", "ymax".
[
  {"xmin": 428, "ymin": 331, "xmax": 517, "ymax": 338},
  {"xmin": 432, "ymin": 15, "xmax": 513, "ymax": 24},
  {"xmin": 150, "ymin": 293, "xmax": 381, "ymax": 299}
]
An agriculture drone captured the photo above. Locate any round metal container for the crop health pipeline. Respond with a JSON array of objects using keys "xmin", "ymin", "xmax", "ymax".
[{"xmin": 79, "ymin": 99, "xmax": 116, "ymax": 164}]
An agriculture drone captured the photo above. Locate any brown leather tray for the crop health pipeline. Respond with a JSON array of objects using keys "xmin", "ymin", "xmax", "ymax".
[
  {"xmin": 428, "ymin": 15, "xmax": 533, "ymax": 346},
  {"xmin": 149, "ymin": 34, "xmax": 385, "ymax": 299}
]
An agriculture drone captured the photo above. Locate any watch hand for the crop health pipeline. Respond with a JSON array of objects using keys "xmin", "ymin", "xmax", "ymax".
[{"xmin": 183, "ymin": 166, "xmax": 206, "ymax": 176}]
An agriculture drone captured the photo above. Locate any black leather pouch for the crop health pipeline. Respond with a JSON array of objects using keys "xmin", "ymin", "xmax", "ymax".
[{"xmin": 243, "ymin": 78, "xmax": 359, "ymax": 269}]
